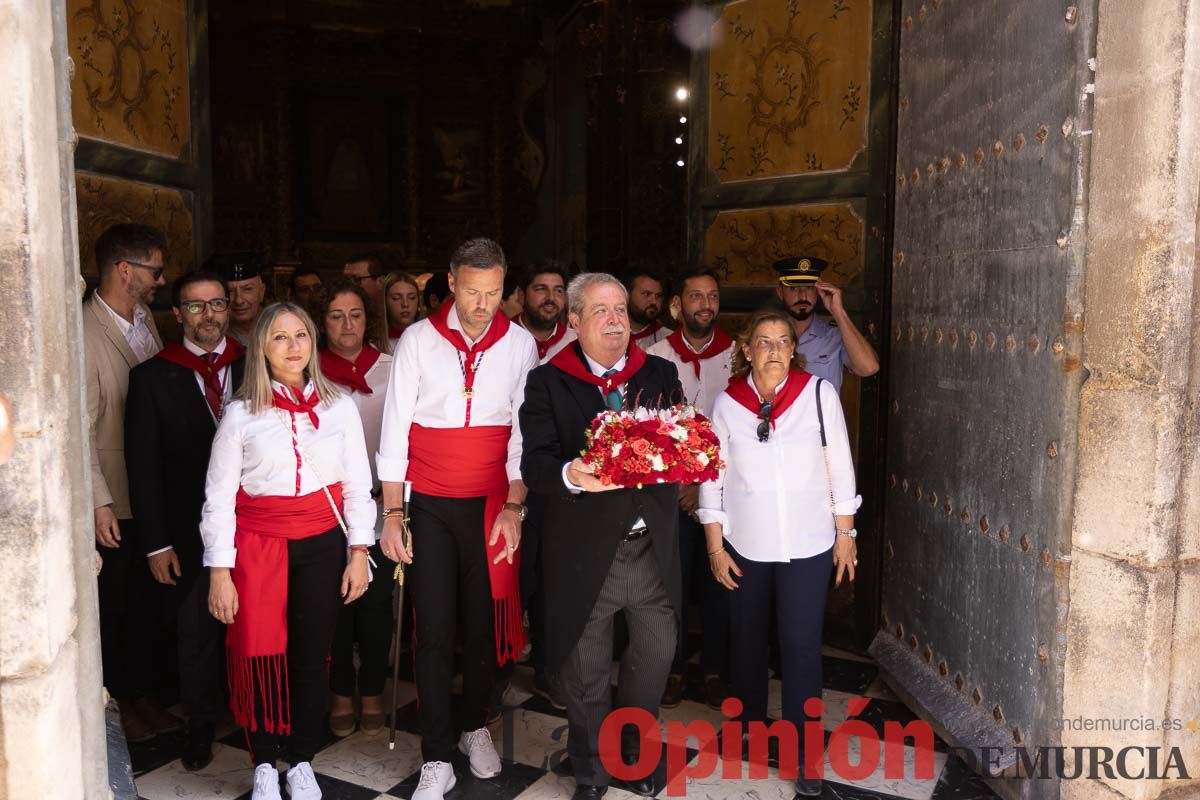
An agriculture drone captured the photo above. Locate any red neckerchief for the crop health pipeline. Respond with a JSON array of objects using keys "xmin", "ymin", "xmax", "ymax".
[
  {"xmin": 426, "ymin": 297, "xmax": 512, "ymax": 423},
  {"xmin": 724, "ymin": 368, "xmax": 812, "ymax": 428},
  {"xmin": 388, "ymin": 324, "xmax": 403, "ymax": 339},
  {"xmin": 665, "ymin": 327, "xmax": 733, "ymax": 378},
  {"xmin": 549, "ymin": 341, "xmax": 647, "ymax": 393},
  {"xmin": 156, "ymin": 337, "xmax": 245, "ymax": 418},
  {"xmin": 272, "ymin": 385, "xmax": 322, "ymax": 429},
  {"xmin": 630, "ymin": 319, "xmax": 663, "ymax": 344},
  {"xmin": 320, "ymin": 346, "xmax": 381, "ymax": 395},
  {"xmin": 518, "ymin": 316, "xmax": 569, "ymax": 360}
]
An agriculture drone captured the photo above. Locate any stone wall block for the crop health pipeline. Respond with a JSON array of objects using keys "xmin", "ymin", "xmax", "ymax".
[
  {"xmin": 1072, "ymin": 381, "xmax": 1185, "ymax": 564},
  {"xmin": 1062, "ymin": 550, "xmax": 1174, "ymax": 800},
  {"xmin": 0, "ymin": 638, "xmax": 84, "ymax": 797}
]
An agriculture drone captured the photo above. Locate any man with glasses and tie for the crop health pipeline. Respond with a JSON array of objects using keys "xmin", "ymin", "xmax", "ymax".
[
  {"xmin": 82, "ymin": 223, "xmax": 175, "ymax": 744},
  {"xmin": 126, "ymin": 271, "xmax": 246, "ymax": 770},
  {"xmin": 519, "ymin": 272, "xmax": 684, "ymax": 800}
]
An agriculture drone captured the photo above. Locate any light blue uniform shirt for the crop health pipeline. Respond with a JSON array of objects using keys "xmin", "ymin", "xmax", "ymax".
[{"xmin": 795, "ymin": 316, "xmax": 849, "ymax": 392}]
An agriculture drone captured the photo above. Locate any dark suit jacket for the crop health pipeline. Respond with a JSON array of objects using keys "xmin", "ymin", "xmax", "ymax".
[
  {"xmin": 520, "ymin": 344, "xmax": 684, "ymax": 673},
  {"xmin": 125, "ymin": 353, "xmax": 245, "ymax": 590}
]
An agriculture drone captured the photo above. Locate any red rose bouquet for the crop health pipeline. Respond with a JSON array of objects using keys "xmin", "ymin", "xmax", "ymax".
[{"xmin": 580, "ymin": 404, "xmax": 724, "ymax": 489}]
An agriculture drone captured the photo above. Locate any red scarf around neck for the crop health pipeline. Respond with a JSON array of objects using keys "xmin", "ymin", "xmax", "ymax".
[
  {"xmin": 521, "ymin": 318, "xmax": 569, "ymax": 360},
  {"xmin": 388, "ymin": 324, "xmax": 404, "ymax": 340},
  {"xmin": 320, "ymin": 346, "xmax": 382, "ymax": 395},
  {"xmin": 724, "ymin": 368, "xmax": 812, "ymax": 428},
  {"xmin": 427, "ymin": 296, "xmax": 511, "ymax": 357},
  {"xmin": 156, "ymin": 336, "xmax": 245, "ymax": 374},
  {"xmin": 272, "ymin": 385, "xmax": 322, "ymax": 429},
  {"xmin": 665, "ymin": 327, "xmax": 733, "ymax": 378},
  {"xmin": 630, "ymin": 319, "xmax": 664, "ymax": 343},
  {"xmin": 156, "ymin": 337, "xmax": 245, "ymax": 418},
  {"xmin": 549, "ymin": 341, "xmax": 647, "ymax": 393}
]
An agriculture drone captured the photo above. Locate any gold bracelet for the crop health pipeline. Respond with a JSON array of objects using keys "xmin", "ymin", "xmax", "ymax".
[{"xmin": 707, "ymin": 547, "xmax": 725, "ymax": 557}]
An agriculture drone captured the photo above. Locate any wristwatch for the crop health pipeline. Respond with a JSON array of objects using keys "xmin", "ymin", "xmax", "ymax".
[
  {"xmin": 836, "ymin": 527, "xmax": 858, "ymax": 539},
  {"xmin": 503, "ymin": 502, "xmax": 528, "ymax": 521}
]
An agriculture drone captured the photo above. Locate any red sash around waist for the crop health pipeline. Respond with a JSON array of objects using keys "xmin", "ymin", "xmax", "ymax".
[
  {"xmin": 226, "ymin": 484, "xmax": 344, "ymax": 737},
  {"xmin": 408, "ymin": 423, "xmax": 525, "ymax": 664}
]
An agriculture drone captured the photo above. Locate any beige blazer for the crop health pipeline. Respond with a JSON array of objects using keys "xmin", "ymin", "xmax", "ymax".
[{"xmin": 83, "ymin": 294, "xmax": 162, "ymax": 518}]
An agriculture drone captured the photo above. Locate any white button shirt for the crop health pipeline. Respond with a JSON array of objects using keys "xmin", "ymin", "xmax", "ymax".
[
  {"xmin": 183, "ymin": 336, "xmax": 235, "ymax": 424},
  {"xmin": 377, "ymin": 307, "xmax": 539, "ymax": 483},
  {"xmin": 645, "ymin": 333, "xmax": 733, "ymax": 416},
  {"xmin": 200, "ymin": 382, "xmax": 377, "ymax": 567},
  {"xmin": 697, "ymin": 374, "xmax": 861, "ymax": 561},
  {"xmin": 95, "ymin": 292, "xmax": 159, "ymax": 363}
]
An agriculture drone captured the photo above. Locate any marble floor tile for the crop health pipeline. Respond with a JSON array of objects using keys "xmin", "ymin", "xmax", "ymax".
[
  {"xmin": 136, "ymin": 743, "xmax": 256, "ymax": 799},
  {"xmin": 490, "ymin": 709, "xmax": 571, "ymax": 772},
  {"xmin": 387, "ymin": 754, "xmax": 545, "ymax": 799},
  {"xmin": 822, "ymin": 737, "xmax": 947, "ymax": 800},
  {"xmin": 513, "ymin": 771, "xmax": 644, "ymax": 800},
  {"xmin": 311, "ymin": 729, "xmax": 424, "ymax": 792}
]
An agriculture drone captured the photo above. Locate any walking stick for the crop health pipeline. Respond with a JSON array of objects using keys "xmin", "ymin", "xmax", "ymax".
[{"xmin": 388, "ymin": 481, "xmax": 412, "ymax": 751}]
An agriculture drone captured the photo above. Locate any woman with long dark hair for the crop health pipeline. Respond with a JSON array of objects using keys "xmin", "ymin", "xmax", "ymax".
[
  {"xmin": 697, "ymin": 307, "xmax": 860, "ymax": 798},
  {"xmin": 317, "ymin": 283, "xmax": 397, "ymax": 736},
  {"xmin": 201, "ymin": 302, "xmax": 375, "ymax": 800}
]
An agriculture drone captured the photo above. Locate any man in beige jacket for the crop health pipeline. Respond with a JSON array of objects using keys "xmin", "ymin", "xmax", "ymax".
[{"xmin": 83, "ymin": 223, "xmax": 179, "ymax": 743}]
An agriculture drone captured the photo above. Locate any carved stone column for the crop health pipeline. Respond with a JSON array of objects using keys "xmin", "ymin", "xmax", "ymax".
[{"xmin": 0, "ymin": 1, "xmax": 107, "ymax": 796}]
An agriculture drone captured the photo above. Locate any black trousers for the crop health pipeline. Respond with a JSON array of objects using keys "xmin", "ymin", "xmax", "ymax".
[
  {"xmin": 671, "ymin": 510, "xmax": 730, "ymax": 676},
  {"xmin": 408, "ymin": 492, "xmax": 495, "ymax": 762},
  {"xmin": 96, "ymin": 519, "xmax": 155, "ymax": 701},
  {"xmin": 330, "ymin": 541, "xmax": 397, "ymax": 697},
  {"xmin": 519, "ymin": 493, "xmax": 547, "ymax": 676},
  {"xmin": 727, "ymin": 542, "xmax": 831, "ymax": 752},
  {"xmin": 249, "ymin": 527, "xmax": 345, "ymax": 766},
  {"xmin": 176, "ymin": 569, "xmax": 226, "ymax": 727}
]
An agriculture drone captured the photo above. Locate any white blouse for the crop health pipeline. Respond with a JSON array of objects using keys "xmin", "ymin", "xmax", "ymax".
[
  {"xmin": 344, "ymin": 354, "xmax": 393, "ymax": 488},
  {"xmin": 200, "ymin": 381, "xmax": 377, "ymax": 568},
  {"xmin": 645, "ymin": 335, "xmax": 734, "ymax": 416},
  {"xmin": 377, "ymin": 307, "xmax": 539, "ymax": 483},
  {"xmin": 697, "ymin": 374, "xmax": 861, "ymax": 562}
]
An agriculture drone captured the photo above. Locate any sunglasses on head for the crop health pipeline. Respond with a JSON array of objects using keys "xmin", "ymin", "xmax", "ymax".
[{"xmin": 757, "ymin": 400, "xmax": 772, "ymax": 442}]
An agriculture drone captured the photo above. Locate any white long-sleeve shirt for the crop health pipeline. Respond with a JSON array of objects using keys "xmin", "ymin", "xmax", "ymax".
[
  {"xmin": 697, "ymin": 374, "xmax": 861, "ymax": 561},
  {"xmin": 377, "ymin": 307, "xmax": 539, "ymax": 483},
  {"xmin": 645, "ymin": 333, "xmax": 733, "ymax": 416},
  {"xmin": 200, "ymin": 381, "xmax": 377, "ymax": 567}
]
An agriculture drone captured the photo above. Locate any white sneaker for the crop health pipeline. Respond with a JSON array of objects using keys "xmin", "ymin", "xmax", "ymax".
[
  {"xmin": 286, "ymin": 762, "xmax": 322, "ymax": 800},
  {"xmin": 458, "ymin": 726, "xmax": 502, "ymax": 779},
  {"xmin": 413, "ymin": 761, "xmax": 456, "ymax": 800},
  {"xmin": 251, "ymin": 764, "xmax": 281, "ymax": 800}
]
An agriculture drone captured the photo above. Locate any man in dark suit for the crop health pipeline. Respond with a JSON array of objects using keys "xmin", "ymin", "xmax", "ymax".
[
  {"xmin": 520, "ymin": 272, "xmax": 683, "ymax": 799},
  {"xmin": 125, "ymin": 271, "xmax": 245, "ymax": 770}
]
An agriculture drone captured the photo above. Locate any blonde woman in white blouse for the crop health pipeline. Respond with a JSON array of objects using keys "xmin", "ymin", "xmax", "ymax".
[
  {"xmin": 201, "ymin": 302, "xmax": 375, "ymax": 800},
  {"xmin": 697, "ymin": 307, "xmax": 860, "ymax": 798}
]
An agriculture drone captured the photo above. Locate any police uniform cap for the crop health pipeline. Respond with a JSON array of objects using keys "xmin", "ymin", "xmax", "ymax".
[
  {"xmin": 207, "ymin": 251, "xmax": 265, "ymax": 283},
  {"xmin": 773, "ymin": 256, "xmax": 828, "ymax": 286}
]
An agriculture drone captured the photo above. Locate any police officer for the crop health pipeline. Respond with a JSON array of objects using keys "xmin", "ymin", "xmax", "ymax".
[{"xmin": 774, "ymin": 256, "xmax": 879, "ymax": 391}]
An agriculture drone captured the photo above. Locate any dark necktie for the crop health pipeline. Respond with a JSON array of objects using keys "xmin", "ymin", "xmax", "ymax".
[
  {"xmin": 602, "ymin": 368, "xmax": 622, "ymax": 411},
  {"xmin": 202, "ymin": 352, "xmax": 224, "ymax": 419}
]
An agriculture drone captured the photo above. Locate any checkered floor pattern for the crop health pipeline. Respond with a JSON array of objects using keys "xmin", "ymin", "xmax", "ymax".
[{"xmin": 132, "ymin": 643, "xmax": 998, "ymax": 800}]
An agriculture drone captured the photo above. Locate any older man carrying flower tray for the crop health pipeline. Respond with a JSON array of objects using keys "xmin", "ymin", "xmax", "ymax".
[{"xmin": 519, "ymin": 272, "xmax": 687, "ymax": 800}]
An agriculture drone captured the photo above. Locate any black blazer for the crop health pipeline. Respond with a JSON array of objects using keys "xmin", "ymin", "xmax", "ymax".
[
  {"xmin": 520, "ymin": 344, "xmax": 684, "ymax": 672},
  {"xmin": 125, "ymin": 353, "xmax": 245, "ymax": 590}
]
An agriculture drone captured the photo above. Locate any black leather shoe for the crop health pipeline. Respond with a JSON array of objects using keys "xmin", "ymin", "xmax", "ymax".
[
  {"xmin": 794, "ymin": 776, "xmax": 823, "ymax": 796},
  {"xmin": 621, "ymin": 776, "xmax": 656, "ymax": 797},
  {"xmin": 181, "ymin": 723, "xmax": 214, "ymax": 772},
  {"xmin": 572, "ymin": 785, "xmax": 608, "ymax": 799}
]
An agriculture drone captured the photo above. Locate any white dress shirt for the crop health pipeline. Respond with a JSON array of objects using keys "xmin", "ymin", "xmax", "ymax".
[
  {"xmin": 95, "ymin": 292, "xmax": 159, "ymax": 363},
  {"xmin": 630, "ymin": 323, "xmax": 670, "ymax": 347},
  {"xmin": 184, "ymin": 335, "xmax": 235, "ymax": 423},
  {"xmin": 200, "ymin": 381, "xmax": 377, "ymax": 567},
  {"xmin": 697, "ymin": 374, "xmax": 861, "ymax": 561},
  {"xmin": 645, "ymin": 333, "xmax": 733, "ymax": 415},
  {"xmin": 377, "ymin": 307, "xmax": 539, "ymax": 483}
]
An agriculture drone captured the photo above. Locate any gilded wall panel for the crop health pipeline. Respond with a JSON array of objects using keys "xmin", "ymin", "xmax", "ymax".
[
  {"xmin": 704, "ymin": 202, "xmax": 864, "ymax": 288},
  {"xmin": 69, "ymin": 0, "xmax": 192, "ymax": 159},
  {"xmin": 707, "ymin": 0, "xmax": 871, "ymax": 182},
  {"xmin": 76, "ymin": 172, "xmax": 195, "ymax": 278}
]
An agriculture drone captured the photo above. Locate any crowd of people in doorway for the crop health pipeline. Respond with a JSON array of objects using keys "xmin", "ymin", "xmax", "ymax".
[{"xmin": 85, "ymin": 222, "xmax": 879, "ymax": 800}]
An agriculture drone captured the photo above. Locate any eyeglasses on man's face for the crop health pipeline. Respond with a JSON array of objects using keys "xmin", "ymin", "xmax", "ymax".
[
  {"xmin": 179, "ymin": 298, "xmax": 230, "ymax": 315},
  {"xmin": 122, "ymin": 259, "xmax": 165, "ymax": 282},
  {"xmin": 757, "ymin": 400, "xmax": 772, "ymax": 443}
]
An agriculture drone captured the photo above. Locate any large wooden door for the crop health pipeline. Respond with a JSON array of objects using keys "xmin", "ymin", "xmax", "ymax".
[
  {"xmin": 69, "ymin": 0, "xmax": 212, "ymax": 309},
  {"xmin": 688, "ymin": 0, "xmax": 898, "ymax": 650}
]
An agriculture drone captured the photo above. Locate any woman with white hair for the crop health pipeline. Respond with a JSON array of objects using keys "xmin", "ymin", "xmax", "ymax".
[{"xmin": 201, "ymin": 302, "xmax": 375, "ymax": 800}]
